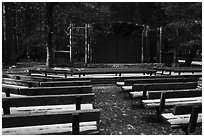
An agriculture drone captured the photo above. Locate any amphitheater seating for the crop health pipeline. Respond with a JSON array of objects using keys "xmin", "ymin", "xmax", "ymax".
[
  {"xmin": 161, "ymin": 103, "xmax": 202, "ymax": 134},
  {"xmin": 2, "ymin": 93, "xmax": 100, "ymax": 135}
]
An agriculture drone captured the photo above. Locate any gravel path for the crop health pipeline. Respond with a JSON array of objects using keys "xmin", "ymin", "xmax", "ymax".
[{"xmin": 93, "ymin": 84, "xmax": 188, "ymax": 135}]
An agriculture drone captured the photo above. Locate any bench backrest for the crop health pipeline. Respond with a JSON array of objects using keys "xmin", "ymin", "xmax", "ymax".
[
  {"xmin": 2, "ymin": 84, "xmax": 92, "ymax": 96},
  {"xmin": 2, "ymin": 78, "xmax": 91, "ymax": 87},
  {"xmin": 173, "ymin": 103, "xmax": 202, "ymax": 115},
  {"xmin": 148, "ymin": 89, "xmax": 202, "ymax": 99},
  {"xmin": 132, "ymin": 82, "xmax": 197, "ymax": 91},
  {"xmin": 117, "ymin": 74, "xmax": 201, "ymax": 82},
  {"xmin": 40, "ymin": 80, "xmax": 91, "ymax": 87},
  {"xmin": 125, "ymin": 77, "xmax": 199, "ymax": 85},
  {"xmin": 3, "ymin": 74, "xmax": 90, "ymax": 82}
]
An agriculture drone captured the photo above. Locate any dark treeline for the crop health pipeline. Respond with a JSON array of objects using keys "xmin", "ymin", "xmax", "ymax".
[{"xmin": 2, "ymin": 2, "xmax": 202, "ymax": 67}]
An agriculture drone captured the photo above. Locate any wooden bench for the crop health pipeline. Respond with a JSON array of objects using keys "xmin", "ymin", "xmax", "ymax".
[
  {"xmin": 2, "ymin": 93, "xmax": 100, "ymax": 135},
  {"xmin": 116, "ymin": 74, "xmax": 201, "ymax": 86},
  {"xmin": 2, "ymin": 78, "xmax": 91, "ymax": 87},
  {"xmin": 161, "ymin": 103, "xmax": 202, "ymax": 134},
  {"xmin": 124, "ymin": 77, "xmax": 199, "ymax": 86},
  {"xmin": 3, "ymin": 74, "xmax": 90, "ymax": 82},
  {"xmin": 28, "ymin": 69, "xmax": 72, "ymax": 78},
  {"xmin": 142, "ymin": 89, "xmax": 202, "ymax": 113},
  {"xmin": 128, "ymin": 82, "xmax": 197, "ymax": 99},
  {"xmin": 153, "ymin": 67, "xmax": 202, "ymax": 75},
  {"xmin": 2, "ymin": 84, "xmax": 92, "ymax": 97},
  {"xmin": 173, "ymin": 67, "xmax": 202, "ymax": 75},
  {"xmin": 3, "ymin": 74, "xmax": 66, "ymax": 82},
  {"xmin": 70, "ymin": 68, "xmax": 156, "ymax": 77}
]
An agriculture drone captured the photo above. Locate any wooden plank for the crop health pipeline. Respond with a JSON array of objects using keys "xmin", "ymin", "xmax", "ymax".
[
  {"xmin": 147, "ymin": 89, "xmax": 202, "ymax": 99},
  {"xmin": 121, "ymin": 86, "xmax": 132, "ymax": 91},
  {"xmin": 132, "ymin": 82, "xmax": 197, "ymax": 91},
  {"xmin": 3, "ymin": 74, "xmax": 90, "ymax": 82},
  {"xmin": 143, "ymin": 97, "xmax": 202, "ymax": 108},
  {"xmin": 2, "ymin": 121, "xmax": 97, "ymax": 135},
  {"xmin": 161, "ymin": 113, "xmax": 202, "ymax": 127},
  {"xmin": 2, "ymin": 109, "xmax": 100, "ymax": 128},
  {"xmin": 173, "ymin": 103, "xmax": 202, "ymax": 115},
  {"xmin": 40, "ymin": 80, "xmax": 91, "ymax": 87},
  {"xmin": 117, "ymin": 74, "xmax": 201, "ymax": 84},
  {"xmin": 3, "ymin": 74, "xmax": 56, "ymax": 82},
  {"xmin": 143, "ymin": 97, "xmax": 202, "ymax": 104},
  {"xmin": 2, "ymin": 85, "xmax": 92, "ymax": 96},
  {"xmin": 2, "ymin": 84, "xmax": 27, "ymax": 89},
  {"xmin": 71, "ymin": 68, "xmax": 156, "ymax": 76},
  {"xmin": 2, "ymin": 93, "xmax": 95, "ymax": 107},
  {"xmin": 144, "ymin": 100, "xmax": 202, "ymax": 109},
  {"xmin": 116, "ymin": 82, "xmax": 125, "ymax": 86},
  {"xmin": 125, "ymin": 77, "xmax": 199, "ymax": 85},
  {"xmin": 8, "ymin": 104, "xmax": 93, "ymax": 115},
  {"xmin": 29, "ymin": 69, "xmax": 72, "ymax": 75},
  {"xmin": 3, "ymin": 78, "xmax": 40, "ymax": 87}
]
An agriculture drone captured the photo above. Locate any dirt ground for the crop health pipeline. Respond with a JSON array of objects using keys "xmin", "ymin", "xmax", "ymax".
[
  {"xmin": 93, "ymin": 84, "xmax": 190, "ymax": 135},
  {"xmin": 2, "ymin": 61, "xmax": 202, "ymax": 135}
]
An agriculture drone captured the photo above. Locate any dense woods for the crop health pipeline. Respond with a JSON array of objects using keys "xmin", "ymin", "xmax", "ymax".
[{"xmin": 2, "ymin": 2, "xmax": 202, "ymax": 67}]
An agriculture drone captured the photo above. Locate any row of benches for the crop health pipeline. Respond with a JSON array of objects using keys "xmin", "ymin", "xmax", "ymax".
[
  {"xmin": 116, "ymin": 74, "xmax": 202, "ymax": 134},
  {"xmin": 27, "ymin": 66, "xmax": 202, "ymax": 78},
  {"xmin": 153, "ymin": 66, "xmax": 202, "ymax": 75},
  {"xmin": 28, "ymin": 68, "xmax": 157, "ymax": 78},
  {"xmin": 2, "ymin": 74, "xmax": 101, "ymax": 135}
]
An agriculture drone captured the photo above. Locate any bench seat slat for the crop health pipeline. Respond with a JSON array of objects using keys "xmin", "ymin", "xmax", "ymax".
[
  {"xmin": 2, "ymin": 121, "xmax": 97, "ymax": 135},
  {"xmin": 161, "ymin": 113, "xmax": 202, "ymax": 128},
  {"xmin": 8, "ymin": 104, "xmax": 93, "ymax": 115}
]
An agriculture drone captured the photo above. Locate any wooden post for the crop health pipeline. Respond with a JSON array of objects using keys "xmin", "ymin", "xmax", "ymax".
[
  {"xmin": 159, "ymin": 27, "xmax": 162, "ymax": 63},
  {"xmin": 72, "ymin": 113, "xmax": 80, "ymax": 135},
  {"xmin": 3, "ymin": 98, "xmax": 11, "ymax": 114},
  {"xmin": 141, "ymin": 26, "xmax": 145, "ymax": 63},
  {"xmin": 89, "ymin": 24, "xmax": 93, "ymax": 63},
  {"xmin": 5, "ymin": 88, "xmax": 10, "ymax": 97},
  {"xmin": 142, "ymin": 86, "xmax": 147, "ymax": 99},
  {"xmin": 158, "ymin": 92, "xmax": 166, "ymax": 115},
  {"xmin": 157, "ymin": 27, "xmax": 162, "ymax": 63},
  {"xmin": 76, "ymin": 96, "xmax": 81, "ymax": 110},
  {"xmin": 69, "ymin": 23, "xmax": 73, "ymax": 64},
  {"xmin": 187, "ymin": 105, "xmax": 200, "ymax": 134},
  {"xmin": 85, "ymin": 24, "xmax": 88, "ymax": 66},
  {"xmin": 145, "ymin": 26, "xmax": 150, "ymax": 63}
]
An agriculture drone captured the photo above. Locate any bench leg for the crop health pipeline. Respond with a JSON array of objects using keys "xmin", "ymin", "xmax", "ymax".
[
  {"xmin": 28, "ymin": 70, "xmax": 32, "ymax": 76},
  {"xmin": 76, "ymin": 96, "xmax": 81, "ymax": 110},
  {"xmin": 72, "ymin": 113, "xmax": 80, "ymax": 135},
  {"xmin": 5, "ymin": 89, "xmax": 10, "ymax": 97},
  {"xmin": 3, "ymin": 99, "xmax": 11, "ymax": 115},
  {"xmin": 142, "ymin": 86, "xmax": 147, "ymax": 100},
  {"xmin": 187, "ymin": 106, "xmax": 200, "ymax": 134}
]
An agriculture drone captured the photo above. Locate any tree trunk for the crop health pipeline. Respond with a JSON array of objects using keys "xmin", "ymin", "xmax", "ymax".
[
  {"xmin": 184, "ymin": 44, "xmax": 200, "ymax": 66},
  {"xmin": 3, "ymin": 2, "xmax": 17, "ymax": 65},
  {"xmin": 45, "ymin": 3, "xmax": 54, "ymax": 68}
]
